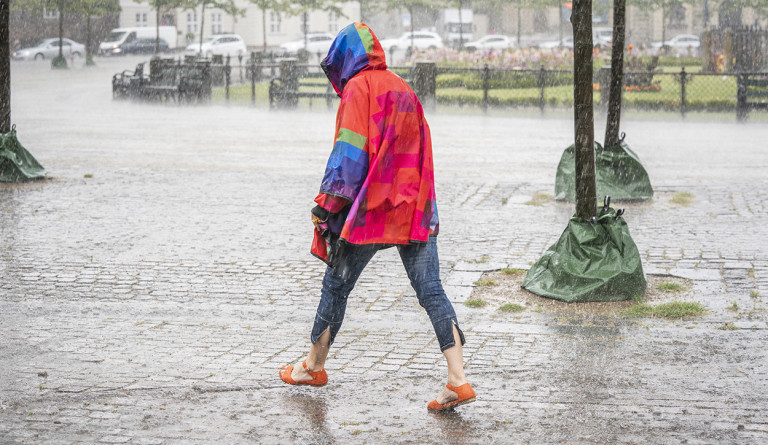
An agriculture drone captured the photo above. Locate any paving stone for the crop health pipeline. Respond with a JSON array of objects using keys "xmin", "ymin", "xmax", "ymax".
[{"xmin": 1, "ymin": 59, "xmax": 767, "ymax": 444}]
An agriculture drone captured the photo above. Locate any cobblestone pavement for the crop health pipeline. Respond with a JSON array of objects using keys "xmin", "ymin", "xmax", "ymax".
[{"xmin": 1, "ymin": 57, "xmax": 767, "ymax": 444}]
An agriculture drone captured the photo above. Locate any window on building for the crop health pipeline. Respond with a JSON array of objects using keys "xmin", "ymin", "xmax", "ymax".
[
  {"xmin": 669, "ymin": 5, "xmax": 686, "ymax": 29},
  {"xmin": 187, "ymin": 12, "xmax": 198, "ymax": 33},
  {"xmin": 270, "ymin": 12, "xmax": 281, "ymax": 33},
  {"xmin": 212, "ymin": 13, "xmax": 222, "ymax": 34},
  {"xmin": 43, "ymin": 8, "xmax": 59, "ymax": 19},
  {"xmin": 136, "ymin": 13, "xmax": 147, "ymax": 27},
  {"xmin": 161, "ymin": 13, "xmax": 175, "ymax": 26}
]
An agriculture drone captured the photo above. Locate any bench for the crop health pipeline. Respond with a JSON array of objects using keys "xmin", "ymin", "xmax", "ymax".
[
  {"xmin": 112, "ymin": 63, "xmax": 147, "ymax": 100},
  {"xmin": 110, "ymin": 59, "xmax": 211, "ymax": 104},
  {"xmin": 141, "ymin": 59, "xmax": 181, "ymax": 103},
  {"xmin": 269, "ymin": 76, "xmax": 337, "ymax": 110},
  {"xmin": 737, "ymin": 73, "xmax": 768, "ymax": 121}
]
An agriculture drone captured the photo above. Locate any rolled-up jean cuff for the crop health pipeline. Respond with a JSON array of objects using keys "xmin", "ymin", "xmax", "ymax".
[
  {"xmin": 435, "ymin": 316, "xmax": 465, "ymax": 352},
  {"xmin": 310, "ymin": 313, "xmax": 341, "ymax": 347}
]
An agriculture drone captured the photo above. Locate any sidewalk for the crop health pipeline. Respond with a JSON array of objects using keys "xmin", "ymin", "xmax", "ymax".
[{"xmin": 1, "ymin": 57, "xmax": 767, "ymax": 444}]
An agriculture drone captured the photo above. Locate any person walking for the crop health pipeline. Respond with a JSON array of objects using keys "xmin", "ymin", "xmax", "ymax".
[{"xmin": 279, "ymin": 22, "xmax": 475, "ymax": 412}]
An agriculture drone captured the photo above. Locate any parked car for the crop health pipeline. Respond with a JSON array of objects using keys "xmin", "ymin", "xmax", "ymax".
[
  {"xmin": 108, "ymin": 38, "xmax": 169, "ymax": 56},
  {"xmin": 379, "ymin": 31, "xmax": 444, "ymax": 53},
  {"xmin": 538, "ymin": 36, "xmax": 574, "ymax": 49},
  {"xmin": 651, "ymin": 34, "xmax": 701, "ymax": 55},
  {"xmin": 279, "ymin": 32, "xmax": 335, "ymax": 55},
  {"xmin": 593, "ymin": 27, "xmax": 613, "ymax": 47},
  {"xmin": 185, "ymin": 34, "xmax": 247, "ymax": 58},
  {"xmin": 11, "ymin": 38, "xmax": 85, "ymax": 61},
  {"xmin": 464, "ymin": 35, "xmax": 515, "ymax": 51}
]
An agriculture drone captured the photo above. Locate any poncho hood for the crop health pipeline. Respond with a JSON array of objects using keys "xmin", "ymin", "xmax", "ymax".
[{"xmin": 321, "ymin": 22, "xmax": 387, "ymax": 96}]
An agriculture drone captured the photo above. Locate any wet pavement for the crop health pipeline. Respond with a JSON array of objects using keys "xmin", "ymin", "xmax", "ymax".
[{"xmin": 1, "ymin": 56, "xmax": 768, "ymax": 444}]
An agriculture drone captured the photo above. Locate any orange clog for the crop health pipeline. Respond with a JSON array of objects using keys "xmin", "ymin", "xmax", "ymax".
[
  {"xmin": 427, "ymin": 382, "xmax": 476, "ymax": 411},
  {"xmin": 279, "ymin": 360, "xmax": 328, "ymax": 386}
]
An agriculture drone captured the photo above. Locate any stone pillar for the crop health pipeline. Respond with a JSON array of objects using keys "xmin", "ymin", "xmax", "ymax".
[
  {"xmin": 412, "ymin": 62, "xmax": 436, "ymax": 113},
  {"xmin": 279, "ymin": 59, "xmax": 299, "ymax": 108}
]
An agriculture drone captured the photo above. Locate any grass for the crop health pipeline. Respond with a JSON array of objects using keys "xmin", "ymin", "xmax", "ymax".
[
  {"xmin": 524, "ymin": 193, "xmax": 554, "ymax": 206},
  {"xmin": 464, "ymin": 298, "xmax": 487, "ymax": 308},
  {"xmin": 83, "ymin": 173, "xmax": 93, "ymax": 179},
  {"xmin": 656, "ymin": 281, "xmax": 687, "ymax": 293},
  {"xmin": 670, "ymin": 191, "xmax": 695, "ymax": 206},
  {"xmin": 727, "ymin": 302, "xmax": 739, "ymax": 312},
  {"xmin": 621, "ymin": 301, "xmax": 707, "ymax": 319},
  {"xmin": 500, "ymin": 268, "xmax": 526, "ymax": 276},
  {"xmin": 499, "ymin": 303, "xmax": 525, "ymax": 313},
  {"xmin": 717, "ymin": 322, "xmax": 740, "ymax": 330},
  {"xmin": 473, "ymin": 278, "xmax": 497, "ymax": 287},
  {"xmin": 751, "ymin": 290, "xmax": 760, "ymax": 298},
  {"xmin": 470, "ymin": 255, "xmax": 490, "ymax": 264}
]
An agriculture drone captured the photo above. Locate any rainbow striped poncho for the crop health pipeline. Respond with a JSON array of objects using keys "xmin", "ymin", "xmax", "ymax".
[{"xmin": 312, "ymin": 23, "xmax": 439, "ymax": 264}]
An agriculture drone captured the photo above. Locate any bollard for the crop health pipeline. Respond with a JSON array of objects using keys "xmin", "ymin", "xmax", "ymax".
[
  {"xmin": 482, "ymin": 65, "xmax": 490, "ymax": 114},
  {"xmin": 279, "ymin": 59, "xmax": 299, "ymax": 108},
  {"xmin": 675, "ymin": 67, "xmax": 688, "ymax": 118},
  {"xmin": 238, "ymin": 53, "xmax": 243, "ymax": 83},
  {"xmin": 412, "ymin": 62, "xmax": 436, "ymax": 113},
  {"xmin": 250, "ymin": 52, "xmax": 256, "ymax": 107},
  {"xmin": 538, "ymin": 66, "xmax": 547, "ymax": 115},
  {"xmin": 225, "ymin": 55, "xmax": 232, "ymax": 103}
]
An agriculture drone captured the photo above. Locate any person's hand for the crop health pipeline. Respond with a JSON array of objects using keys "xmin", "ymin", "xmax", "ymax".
[{"xmin": 311, "ymin": 212, "xmax": 323, "ymax": 231}]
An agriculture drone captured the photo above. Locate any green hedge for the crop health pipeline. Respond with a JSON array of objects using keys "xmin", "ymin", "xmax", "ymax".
[{"xmin": 436, "ymin": 71, "xmax": 574, "ymax": 90}]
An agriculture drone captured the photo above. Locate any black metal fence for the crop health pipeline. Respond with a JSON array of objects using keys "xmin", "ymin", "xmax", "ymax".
[{"xmin": 127, "ymin": 51, "xmax": 767, "ymax": 120}]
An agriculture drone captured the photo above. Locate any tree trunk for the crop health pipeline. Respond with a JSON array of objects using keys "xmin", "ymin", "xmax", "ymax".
[
  {"xmin": 58, "ymin": 2, "xmax": 64, "ymax": 58},
  {"xmin": 517, "ymin": 7, "xmax": 521, "ymax": 48},
  {"xmin": 604, "ymin": 0, "xmax": 626, "ymax": 149},
  {"xmin": 200, "ymin": 3, "xmax": 207, "ymax": 52},
  {"xmin": 303, "ymin": 12, "xmax": 308, "ymax": 49},
  {"xmin": 1, "ymin": 0, "xmax": 10, "ymax": 133},
  {"xmin": 86, "ymin": 15, "xmax": 91, "ymax": 56},
  {"xmin": 572, "ymin": 0, "xmax": 596, "ymax": 220},
  {"xmin": 410, "ymin": 7, "xmax": 414, "ymax": 51},
  {"xmin": 155, "ymin": 7, "xmax": 161, "ymax": 54},
  {"xmin": 261, "ymin": 7, "xmax": 267, "ymax": 50},
  {"xmin": 458, "ymin": 1, "xmax": 464, "ymax": 49}
]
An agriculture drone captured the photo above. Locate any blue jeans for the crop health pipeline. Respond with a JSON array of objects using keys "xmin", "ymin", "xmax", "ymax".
[{"xmin": 311, "ymin": 236, "xmax": 465, "ymax": 352}]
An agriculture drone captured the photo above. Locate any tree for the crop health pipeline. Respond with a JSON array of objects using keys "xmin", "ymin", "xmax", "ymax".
[
  {"xmin": 248, "ymin": 0, "xmax": 287, "ymax": 50},
  {"xmin": 1, "ymin": 0, "xmax": 9, "ymax": 133},
  {"xmin": 385, "ymin": 0, "xmax": 433, "ymax": 51},
  {"xmin": 572, "ymin": 0, "xmax": 596, "ymax": 220},
  {"xmin": 73, "ymin": 0, "xmax": 120, "ymax": 63},
  {"xmin": 46, "ymin": 0, "xmax": 83, "ymax": 67},
  {"xmin": 285, "ymin": 0, "xmax": 344, "ymax": 49},
  {"xmin": 138, "ymin": 0, "xmax": 188, "ymax": 53},
  {"xmin": 183, "ymin": 0, "xmax": 244, "ymax": 53},
  {"xmin": 604, "ymin": 0, "xmax": 625, "ymax": 149},
  {"xmin": 503, "ymin": 0, "xmax": 562, "ymax": 49}
]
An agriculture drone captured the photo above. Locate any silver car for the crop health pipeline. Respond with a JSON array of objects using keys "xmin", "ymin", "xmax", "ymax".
[
  {"xmin": 185, "ymin": 34, "xmax": 247, "ymax": 58},
  {"xmin": 12, "ymin": 38, "xmax": 85, "ymax": 61}
]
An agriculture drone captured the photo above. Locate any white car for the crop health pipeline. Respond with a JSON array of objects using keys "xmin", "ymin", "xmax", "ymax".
[
  {"xmin": 652, "ymin": 34, "xmax": 701, "ymax": 54},
  {"xmin": 379, "ymin": 31, "xmax": 444, "ymax": 53},
  {"xmin": 280, "ymin": 33, "xmax": 335, "ymax": 55},
  {"xmin": 539, "ymin": 36, "xmax": 574, "ymax": 49},
  {"xmin": 464, "ymin": 35, "xmax": 515, "ymax": 51},
  {"xmin": 185, "ymin": 34, "xmax": 247, "ymax": 58},
  {"xmin": 593, "ymin": 27, "xmax": 613, "ymax": 47},
  {"xmin": 12, "ymin": 38, "xmax": 85, "ymax": 61}
]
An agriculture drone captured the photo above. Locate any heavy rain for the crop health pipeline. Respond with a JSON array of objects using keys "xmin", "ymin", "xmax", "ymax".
[{"xmin": 2, "ymin": 0, "xmax": 768, "ymax": 443}]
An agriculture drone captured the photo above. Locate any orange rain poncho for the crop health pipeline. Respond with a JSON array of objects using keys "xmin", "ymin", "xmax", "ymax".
[{"xmin": 311, "ymin": 23, "xmax": 439, "ymax": 264}]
